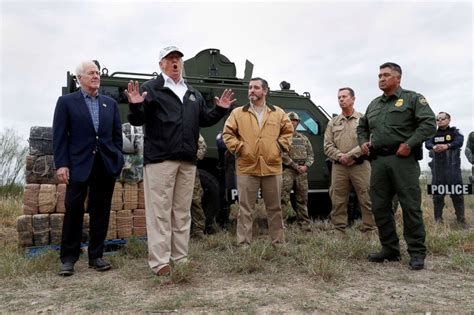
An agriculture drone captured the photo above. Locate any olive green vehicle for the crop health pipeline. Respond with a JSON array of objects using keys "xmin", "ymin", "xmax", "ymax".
[{"xmin": 62, "ymin": 48, "xmax": 333, "ymax": 222}]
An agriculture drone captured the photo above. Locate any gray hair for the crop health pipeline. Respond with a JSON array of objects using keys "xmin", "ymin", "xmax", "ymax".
[{"xmin": 75, "ymin": 60, "xmax": 98, "ymax": 77}]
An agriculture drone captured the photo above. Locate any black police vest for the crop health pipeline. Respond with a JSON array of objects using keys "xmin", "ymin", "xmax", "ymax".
[{"xmin": 432, "ymin": 127, "xmax": 456, "ymax": 145}]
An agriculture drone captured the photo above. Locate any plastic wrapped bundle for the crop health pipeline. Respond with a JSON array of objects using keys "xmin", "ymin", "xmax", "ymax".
[
  {"xmin": 50, "ymin": 213, "xmax": 64, "ymax": 245},
  {"xmin": 29, "ymin": 126, "xmax": 53, "ymax": 156},
  {"xmin": 56, "ymin": 184, "xmax": 66, "ymax": 213},
  {"xmin": 120, "ymin": 154, "xmax": 143, "ymax": 183},
  {"xmin": 137, "ymin": 181, "xmax": 145, "ymax": 209},
  {"xmin": 122, "ymin": 123, "xmax": 144, "ymax": 155},
  {"xmin": 111, "ymin": 182, "xmax": 123, "ymax": 211},
  {"xmin": 116, "ymin": 210, "xmax": 133, "ymax": 239},
  {"xmin": 123, "ymin": 183, "xmax": 138, "ymax": 210},
  {"xmin": 32, "ymin": 214, "xmax": 50, "ymax": 246},
  {"xmin": 106, "ymin": 210, "xmax": 117, "ymax": 240},
  {"xmin": 23, "ymin": 184, "xmax": 40, "ymax": 215},
  {"xmin": 25, "ymin": 155, "xmax": 58, "ymax": 184},
  {"xmin": 132, "ymin": 208, "xmax": 146, "ymax": 237},
  {"xmin": 17, "ymin": 215, "xmax": 34, "ymax": 247},
  {"xmin": 38, "ymin": 184, "xmax": 57, "ymax": 214}
]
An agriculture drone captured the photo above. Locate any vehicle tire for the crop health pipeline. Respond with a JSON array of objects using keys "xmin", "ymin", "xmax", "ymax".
[{"xmin": 198, "ymin": 169, "xmax": 220, "ymax": 228}]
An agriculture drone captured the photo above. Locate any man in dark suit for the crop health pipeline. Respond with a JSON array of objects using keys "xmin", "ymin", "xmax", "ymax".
[{"xmin": 53, "ymin": 60, "xmax": 124, "ymax": 276}]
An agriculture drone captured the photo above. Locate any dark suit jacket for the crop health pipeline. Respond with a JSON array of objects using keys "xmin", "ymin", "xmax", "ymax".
[{"xmin": 53, "ymin": 90, "xmax": 124, "ymax": 182}]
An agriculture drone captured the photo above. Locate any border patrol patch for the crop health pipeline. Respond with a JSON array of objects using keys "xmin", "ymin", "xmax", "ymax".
[
  {"xmin": 189, "ymin": 94, "xmax": 196, "ymax": 102},
  {"xmin": 419, "ymin": 96, "xmax": 428, "ymax": 105},
  {"xmin": 395, "ymin": 99, "xmax": 404, "ymax": 107}
]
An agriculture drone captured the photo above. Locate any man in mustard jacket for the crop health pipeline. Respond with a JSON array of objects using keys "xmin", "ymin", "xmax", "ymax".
[{"xmin": 223, "ymin": 77, "xmax": 293, "ymax": 247}]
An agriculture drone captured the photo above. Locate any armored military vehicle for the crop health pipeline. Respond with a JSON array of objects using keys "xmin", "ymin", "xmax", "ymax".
[{"xmin": 62, "ymin": 48, "xmax": 333, "ymax": 223}]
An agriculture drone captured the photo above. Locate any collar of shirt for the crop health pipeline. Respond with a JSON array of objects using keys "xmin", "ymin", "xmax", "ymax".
[
  {"xmin": 80, "ymin": 89, "xmax": 99, "ymax": 100},
  {"xmin": 162, "ymin": 72, "xmax": 187, "ymax": 102},
  {"xmin": 381, "ymin": 87, "xmax": 403, "ymax": 102},
  {"xmin": 249, "ymin": 101, "xmax": 266, "ymax": 114},
  {"xmin": 162, "ymin": 72, "xmax": 186, "ymax": 88}
]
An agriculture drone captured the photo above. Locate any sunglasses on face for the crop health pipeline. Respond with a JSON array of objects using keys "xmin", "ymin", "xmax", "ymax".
[{"xmin": 436, "ymin": 117, "xmax": 448, "ymax": 121}]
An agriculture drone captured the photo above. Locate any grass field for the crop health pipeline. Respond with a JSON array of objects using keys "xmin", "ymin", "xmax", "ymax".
[{"xmin": 0, "ymin": 183, "xmax": 472, "ymax": 313}]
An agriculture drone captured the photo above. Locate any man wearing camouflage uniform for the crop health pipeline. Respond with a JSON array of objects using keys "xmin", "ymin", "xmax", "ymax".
[
  {"xmin": 190, "ymin": 134, "xmax": 207, "ymax": 238},
  {"xmin": 358, "ymin": 62, "xmax": 436, "ymax": 271},
  {"xmin": 282, "ymin": 112, "xmax": 313, "ymax": 229},
  {"xmin": 324, "ymin": 87, "xmax": 376, "ymax": 234},
  {"xmin": 425, "ymin": 112, "xmax": 467, "ymax": 227}
]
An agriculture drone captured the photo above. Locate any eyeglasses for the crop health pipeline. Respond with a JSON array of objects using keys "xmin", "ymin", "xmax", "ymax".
[{"xmin": 436, "ymin": 117, "xmax": 447, "ymax": 121}]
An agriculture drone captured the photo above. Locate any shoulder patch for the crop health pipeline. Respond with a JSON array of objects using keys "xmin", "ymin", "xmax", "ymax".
[{"xmin": 418, "ymin": 96, "xmax": 429, "ymax": 106}]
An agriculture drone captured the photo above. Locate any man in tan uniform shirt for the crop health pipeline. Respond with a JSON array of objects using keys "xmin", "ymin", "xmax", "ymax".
[{"xmin": 324, "ymin": 87, "xmax": 376, "ymax": 233}]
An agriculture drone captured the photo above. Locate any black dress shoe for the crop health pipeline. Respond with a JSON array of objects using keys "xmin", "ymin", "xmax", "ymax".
[
  {"xmin": 409, "ymin": 257, "xmax": 425, "ymax": 270},
  {"xmin": 58, "ymin": 262, "xmax": 75, "ymax": 276},
  {"xmin": 88, "ymin": 258, "xmax": 111, "ymax": 271},
  {"xmin": 367, "ymin": 251, "xmax": 401, "ymax": 263}
]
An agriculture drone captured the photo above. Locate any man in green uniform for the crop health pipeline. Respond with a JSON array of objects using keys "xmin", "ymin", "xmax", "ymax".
[
  {"xmin": 281, "ymin": 112, "xmax": 314, "ymax": 230},
  {"xmin": 190, "ymin": 134, "xmax": 207, "ymax": 239},
  {"xmin": 357, "ymin": 62, "xmax": 436, "ymax": 270}
]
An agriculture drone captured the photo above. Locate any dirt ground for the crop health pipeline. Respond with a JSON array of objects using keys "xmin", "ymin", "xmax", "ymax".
[
  {"xmin": 1, "ymin": 194, "xmax": 473, "ymax": 313},
  {"xmin": 1, "ymin": 232, "xmax": 473, "ymax": 313}
]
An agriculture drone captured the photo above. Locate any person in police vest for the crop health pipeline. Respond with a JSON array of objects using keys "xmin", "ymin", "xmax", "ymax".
[
  {"xmin": 358, "ymin": 62, "xmax": 436, "ymax": 271},
  {"xmin": 425, "ymin": 112, "xmax": 468, "ymax": 228},
  {"xmin": 281, "ymin": 111, "xmax": 314, "ymax": 230}
]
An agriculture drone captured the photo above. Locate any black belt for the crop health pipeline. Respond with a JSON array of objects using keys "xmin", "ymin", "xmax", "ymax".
[{"xmin": 371, "ymin": 146, "xmax": 398, "ymax": 157}]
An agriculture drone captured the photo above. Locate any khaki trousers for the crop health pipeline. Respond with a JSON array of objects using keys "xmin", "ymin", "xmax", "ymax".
[
  {"xmin": 330, "ymin": 161, "xmax": 375, "ymax": 231},
  {"xmin": 236, "ymin": 174, "xmax": 284, "ymax": 245},
  {"xmin": 143, "ymin": 161, "xmax": 196, "ymax": 273}
]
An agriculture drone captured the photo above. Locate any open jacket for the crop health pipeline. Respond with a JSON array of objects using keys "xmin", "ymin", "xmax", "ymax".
[
  {"xmin": 223, "ymin": 103, "xmax": 293, "ymax": 176},
  {"xmin": 128, "ymin": 74, "xmax": 227, "ymax": 165},
  {"xmin": 53, "ymin": 90, "xmax": 124, "ymax": 182}
]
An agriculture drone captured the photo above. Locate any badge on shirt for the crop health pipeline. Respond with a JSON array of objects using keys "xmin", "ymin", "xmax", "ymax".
[
  {"xmin": 446, "ymin": 134, "xmax": 451, "ymax": 141},
  {"xmin": 395, "ymin": 99, "xmax": 404, "ymax": 107},
  {"xmin": 102, "ymin": 103, "xmax": 107, "ymax": 108},
  {"xmin": 189, "ymin": 94, "xmax": 196, "ymax": 102},
  {"xmin": 419, "ymin": 96, "xmax": 429, "ymax": 105}
]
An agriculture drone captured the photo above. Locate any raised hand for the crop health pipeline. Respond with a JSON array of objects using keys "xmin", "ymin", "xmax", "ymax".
[
  {"xmin": 124, "ymin": 80, "xmax": 148, "ymax": 104},
  {"xmin": 214, "ymin": 89, "xmax": 236, "ymax": 108}
]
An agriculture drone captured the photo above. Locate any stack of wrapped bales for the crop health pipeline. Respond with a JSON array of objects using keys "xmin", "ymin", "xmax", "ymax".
[{"xmin": 17, "ymin": 124, "xmax": 148, "ymax": 248}]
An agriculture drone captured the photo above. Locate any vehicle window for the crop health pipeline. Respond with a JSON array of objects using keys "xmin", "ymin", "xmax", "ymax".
[
  {"xmin": 286, "ymin": 110, "xmax": 319, "ymax": 135},
  {"xmin": 99, "ymin": 86, "xmax": 128, "ymax": 104}
]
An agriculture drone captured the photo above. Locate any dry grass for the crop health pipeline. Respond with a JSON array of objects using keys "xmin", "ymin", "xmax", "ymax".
[{"xmin": 0, "ymin": 188, "xmax": 472, "ymax": 313}]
